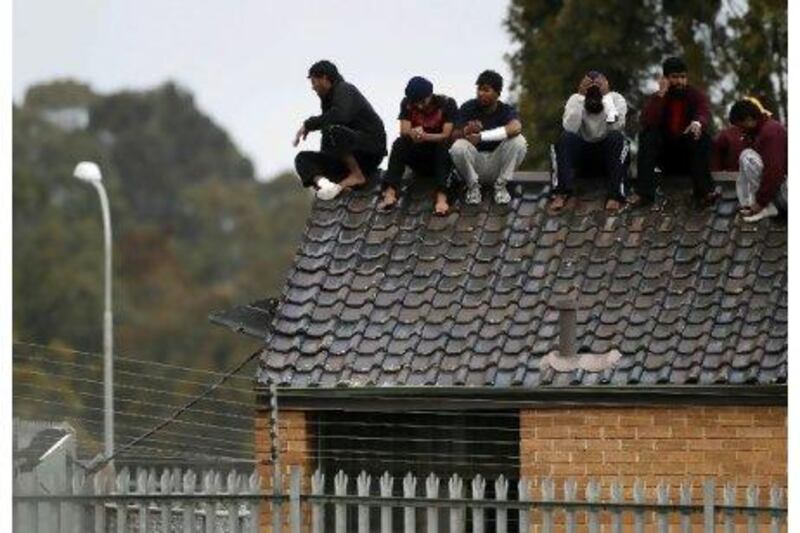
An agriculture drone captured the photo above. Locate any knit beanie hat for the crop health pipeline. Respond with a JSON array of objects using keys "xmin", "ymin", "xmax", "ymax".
[
  {"xmin": 662, "ymin": 56, "xmax": 688, "ymax": 76},
  {"xmin": 405, "ymin": 76, "xmax": 434, "ymax": 103}
]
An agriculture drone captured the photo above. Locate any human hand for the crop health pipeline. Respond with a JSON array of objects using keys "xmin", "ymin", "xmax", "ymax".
[
  {"xmin": 466, "ymin": 133, "xmax": 481, "ymax": 145},
  {"xmin": 464, "ymin": 120, "xmax": 483, "ymax": 135},
  {"xmin": 684, "ymin": 120, "xmax": 702, "ymax": 140},
  {"xmin": 657, "ymin": 76, "xmax": 669, "ymax": 97},
  {"xmin": 578, "ymin": 76, "xmax": 594, "ymax": 96},
  {"xmin": 597, "ymin": 74, "xmax": 610, "ymax": 95},
  {"xmin": 293, "ymin": 126, "xmax": 307, "ymax": 147},
  {"xmin": 410, "ymin": 126, "xmax": 425, "ymax": 143}
]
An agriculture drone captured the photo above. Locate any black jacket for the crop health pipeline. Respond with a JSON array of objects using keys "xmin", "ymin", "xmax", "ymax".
[{"xmin": 304, "ymin": 80, "xmax": 387, "ymax": 155}]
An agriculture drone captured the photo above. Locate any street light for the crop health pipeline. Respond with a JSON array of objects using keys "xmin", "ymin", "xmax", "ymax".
[{"xmin": 73, "ymin": 161, "xmax": 114, "ymax": 466}]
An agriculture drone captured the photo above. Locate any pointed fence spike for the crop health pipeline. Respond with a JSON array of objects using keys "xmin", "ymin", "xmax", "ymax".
[
  {"xmin": 115, "ymin": 468, "xmax": 130, "ymax": 493},
  {"xmin": 403, "ymin": 472, "xmax": 417, "ymax": 495},
  {"xmin": 448, "ymin": 473, "xmax": 463, "ymax": 496},
  {"xmin": 227, "ymin": 470, "xmax": 240, "ymax": 493},
  {"xmin": 472, "ymin": 474, "xmax": 486, "ymax": 498},
  {"xmin": 610, "ymin": 479, "xmax": 623, "ymax": 501},
  {"xmin": 379, "ymin": 471, "xmax": 393, "ymax": 494},
  {"xmin": 357, "ymin": 471, "xmax": 371, "ymax": 495},
  {"xmin": 426, "ymin": 473, "xmax": 439, "ymax": 497},
  {"xmin": 495, "ymin": 475, "xmax": 509, "ymax": 500},
  {"xmin": 249, "ymin": 469, "xmax": 261, "ymax": 493},
  {"xmin": 563, "ymin": 478, "xmax": 577, "ymax": 500},
  {"xmin": 311, "ymin": 470, "xmax": 325, "ymax": 494}
]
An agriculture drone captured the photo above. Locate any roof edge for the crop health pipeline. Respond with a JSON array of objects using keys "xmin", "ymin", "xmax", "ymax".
[{"xmin": 256, "ymin": 384, "xmax": 787, "ymax": 411}]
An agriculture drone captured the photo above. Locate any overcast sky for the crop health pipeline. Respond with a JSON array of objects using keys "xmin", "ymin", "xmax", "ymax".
[{"xmin": 13, "ymin": 0, "xmax": 514, "ymax": 180}]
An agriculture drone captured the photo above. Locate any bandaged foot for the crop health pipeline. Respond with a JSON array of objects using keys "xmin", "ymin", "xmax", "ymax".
[{"xmin": 315, "ymin": 177, "xmax": 343, "ymax": 201}]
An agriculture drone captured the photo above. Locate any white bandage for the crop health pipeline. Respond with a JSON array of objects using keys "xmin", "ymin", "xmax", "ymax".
[
  {"xmin": 603, "ymin": 94, "xmax": 618, "ymax": 124},
  {"xmin": 315, "ymin": 177, "xmax": 343, "ymax": 201},
  {"xmin": 479, "ymin": 127, "xmax": 508, "ymax": 142}
]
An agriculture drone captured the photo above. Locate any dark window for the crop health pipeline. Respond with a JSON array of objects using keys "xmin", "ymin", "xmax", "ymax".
[{"xmin": 310, "ymin": 409, "xmax": 520, "ymax": 532}]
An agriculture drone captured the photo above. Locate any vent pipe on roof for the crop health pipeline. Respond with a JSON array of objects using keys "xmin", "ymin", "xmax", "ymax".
[{"xmin": 556, "ymin": 298, "xmax": 577, "ymax": 359}]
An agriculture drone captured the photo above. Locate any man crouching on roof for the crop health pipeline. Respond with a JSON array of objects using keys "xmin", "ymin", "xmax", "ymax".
[
  {"xmin": 293, "ymin": 60, "xmax": 387, "ymax": 201},
  {"xmin": 449, "ymin": 70, "xmax": 527, "ymax": 205}
]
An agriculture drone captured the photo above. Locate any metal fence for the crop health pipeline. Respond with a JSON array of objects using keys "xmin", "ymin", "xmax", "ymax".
[{"xmin": 13, "ymin": 465, "xmax": 787, "ymax": 532}]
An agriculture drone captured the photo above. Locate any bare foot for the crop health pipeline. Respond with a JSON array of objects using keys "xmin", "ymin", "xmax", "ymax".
[
  {"xmin": 378, "ymin": 187, "xmax": 398, "ymax": 210},
  {"xmin": 434, "ymin": 192, "xmax": 449, "ymax": 216},
  {"xmin": 338, "ymin": 172, "xmax": 367, "ymax": 191},
  {"xmin": 548, "ymin": 194, "xmax": 568, "ymax": 214}
]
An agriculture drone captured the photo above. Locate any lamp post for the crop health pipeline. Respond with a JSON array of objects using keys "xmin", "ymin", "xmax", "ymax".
[{"xmin": 73, "ymin": 161, "xmax": 114, "ymax": 465}]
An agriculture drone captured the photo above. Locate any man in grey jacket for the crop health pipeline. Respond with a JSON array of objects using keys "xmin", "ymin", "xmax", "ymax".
[{"xmin": 550, "ymin": 71, "xmax": 629, "ymax": 213}]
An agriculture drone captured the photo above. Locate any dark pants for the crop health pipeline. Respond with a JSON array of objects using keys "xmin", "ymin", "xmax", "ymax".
[
  {"xmin": 635, "ymin": 128, "xmax": 714, "ymax": 200},
  {"xmin": 294, "ymin": 125, "xmax": 385, "ymax": 188},
  {"xmin": 553, "ymin": 131, "xmax": 628, "ymax": 200},
  {"xmin": 382, "ymin": 136, "xmax": 452, "ymax": 192}
]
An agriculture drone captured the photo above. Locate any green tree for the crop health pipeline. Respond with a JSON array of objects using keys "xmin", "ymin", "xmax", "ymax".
[{"xmin": 505, "ymin": 0, "xmax": 788, "ymax": 166}]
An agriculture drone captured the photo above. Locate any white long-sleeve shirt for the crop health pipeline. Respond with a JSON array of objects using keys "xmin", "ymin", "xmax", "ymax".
[{"xmin": 562, "ymin": 91, "xmax": 627, "ymax": 142}]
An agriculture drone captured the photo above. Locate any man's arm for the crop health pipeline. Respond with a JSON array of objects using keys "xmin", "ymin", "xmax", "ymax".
[
  {"xmin": 691, "ymin": 87, "xmax": 712, "ymax": 129},
  {"xmin": 606, "ymin": 93, "xmax": 627, "ymax": 131},
  {"xmin": 562, "ymin": 94, "xmax": 584, "ymax": 133},
  {"xmin": 303, "ymin": 84, "xmax": 356, "ymax": 131}
]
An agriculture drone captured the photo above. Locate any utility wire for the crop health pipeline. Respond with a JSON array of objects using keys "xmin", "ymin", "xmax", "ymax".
[
  {"xmin": 12, "ymin": 340, "xmax": 255, "ymax": 384},
  {"xmin": 14, "ymin": 370, "xmax": 255, "ymax": 417},
  {"xmin": 85, "ymin": 348, "xmax": 262, "ymax": 474}
]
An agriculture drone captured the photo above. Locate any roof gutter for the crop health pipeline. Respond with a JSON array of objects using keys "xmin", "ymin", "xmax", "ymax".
[{"xmin": 255, "ymin": 384, "xmax": 786, "ymax": 411}]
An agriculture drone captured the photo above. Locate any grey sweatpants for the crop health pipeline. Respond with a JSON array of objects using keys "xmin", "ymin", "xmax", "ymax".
[
  {"xmin": 737, "ymin": 148, "xmax": 787, "ymax": 209},
  {"xmin": 449, "ymin": 135, "xmax": 528, "ymax": 188}
]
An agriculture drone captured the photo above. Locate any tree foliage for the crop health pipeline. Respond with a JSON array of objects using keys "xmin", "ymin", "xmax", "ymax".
[
  {"xmin": 505, "ymin": 0, "xmax": 787, "ymax": 166},
  {"xmin": 13, "ymin": 80, "xmax": 312, "ymax": 457}
]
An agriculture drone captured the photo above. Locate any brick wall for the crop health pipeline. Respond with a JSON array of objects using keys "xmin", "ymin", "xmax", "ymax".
[
  {"xmin": 255, "ymin": 408, "xmax": 312, "ymax": 532},
  {"xmin": 520, "ymin": 405, "xmax": 786, "ymax": 527}
]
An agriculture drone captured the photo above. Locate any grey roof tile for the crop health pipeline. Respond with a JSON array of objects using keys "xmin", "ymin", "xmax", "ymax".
[{"xmin": 245, "ymin": 181, "xmax": 787, "ymax": 389}]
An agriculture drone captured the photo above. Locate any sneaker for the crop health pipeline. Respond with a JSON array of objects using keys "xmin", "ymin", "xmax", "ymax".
[
  {"xmin": 494, "ymin": 185, "xmax": 511, "ymax": 205},
  {"xmin": 465, "ymin": 185, "xmax": 482, "ymax": 205},
  {"xmin": 742, "ymin": 203, "xmax": 779, "ymax": 223},
  {"xmin": 315, "ymin": 177, "xmax": 343, "ymax": 201}
]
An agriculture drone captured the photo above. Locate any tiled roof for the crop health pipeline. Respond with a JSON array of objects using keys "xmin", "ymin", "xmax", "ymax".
[{"xmin": 253, "ymin": 180, "xmax": 787, "ymax": 389}]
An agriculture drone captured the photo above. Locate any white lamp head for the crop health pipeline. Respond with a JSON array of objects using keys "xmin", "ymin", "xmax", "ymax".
[{"xmin": 73, "ymin": 161, "xmax": 103, "ymax": 182}]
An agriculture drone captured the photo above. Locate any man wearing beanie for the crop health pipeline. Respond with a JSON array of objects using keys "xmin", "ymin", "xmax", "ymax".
[
  {"xmin": 378, "ymin": 76, "xmax": 458, "ymax": 215},
  {"xmin": 727, "ymin": 98, "xmax": 787, "ymax": 223},
  {"xmin": 293, "ymin": 60, "xmax": 387, "ymax": 201},
  {"xmin": 630, "ymin": 56, "xmax": 719, "ymax": 209},
  {"xmin": 550, "ymin": 70, "xmax": 629, "ymax": 213},
  {"xmin": 450, "ymin": 70, "xmax": 527, "ymax": 205}
]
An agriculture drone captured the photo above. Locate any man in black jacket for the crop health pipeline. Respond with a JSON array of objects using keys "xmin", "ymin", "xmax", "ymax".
[{"xmin": 294, "ymin": 60, "xmax": 387, "ymax": 200}]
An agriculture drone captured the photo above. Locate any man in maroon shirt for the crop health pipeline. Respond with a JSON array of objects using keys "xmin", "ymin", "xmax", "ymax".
[
  {"xmin": 630, "ymin": 57, "xmax": 719, "ymax": 208},
  {"xmin": 728, "ymin": 99, "xmax": 788, "ymax": 222},
  {"xmin": 378, "ymin": 76, "xmax": 457, "ymax": 215}
]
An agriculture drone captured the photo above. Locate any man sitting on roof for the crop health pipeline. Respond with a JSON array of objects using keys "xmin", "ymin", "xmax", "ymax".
[
  {"xmin": 727, "ymin": 98, "xmax": 787, "ymax": 223},
  {"xmin": 449, "ymin": 70, "xmax": 527, "ymax": 205},
  {"xmin": 378, "ymin": 76, "xmax": 458, "ymax": 216},
  {"xmin": 629, "ymin": 56, "xmax": 719, "ymax": 209},
  {"xmin": 549, "ymin": 70, "xmax": 629, "ymax": 214},
  {"xmin": 293, "ymin": 60, "xmax": 387, "ymax": 201}
]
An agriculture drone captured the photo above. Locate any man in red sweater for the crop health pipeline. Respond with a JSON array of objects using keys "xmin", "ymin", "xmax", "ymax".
[
  {"xmin": 728, "ymin": 99, "xmax": 787, "ymax": 222},
  {"xmin": 630, "ymin": 57, "xmax": 718, "ymax": 208}
]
